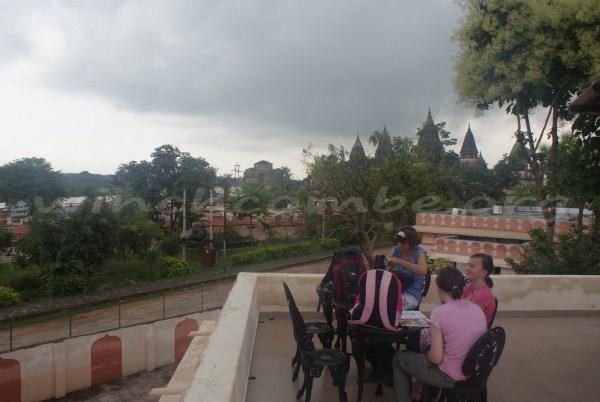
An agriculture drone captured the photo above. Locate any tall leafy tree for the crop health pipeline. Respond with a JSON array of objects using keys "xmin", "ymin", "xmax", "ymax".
[
  {"xmin": 113, "ymin": 145, "xmax": 217, "ymax": 206},
  {"xmin": 58, "ymin": 199, "xmax": 118, "ymax": 271},
  {"xmin": 0, "ymin": 157, "xmax": 66, "ymax": 207},
  {"xmin": 454, "ymin": 0, "xmax": 600, "ymax": 244},
  {"xmin": 304, "ymin": 144, "xmax": 388, "ymax": 266},
  {"xmin": 0, "ymin": 221, "xmax": 13, "ymax": 255},
  {"xmin": 15, "ymin": 211, "xmax": 65, "ymax": 267}
]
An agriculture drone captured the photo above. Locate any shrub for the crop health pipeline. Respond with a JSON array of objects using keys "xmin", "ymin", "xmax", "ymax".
[
  {"xmin": 0, "ymin": 285, "xmax": 20, "ymax": 307},
  {"xmin": 159, "ymin": 256, "xmax": 190, "ymax": 278},
  {"xmin": 228, "ymin": 241, "xmax": 317, "ymax": 266},
  {"xmin": 8, "ymin": 274, "xmax": 44, "ymax": 292},
  {"xmin": 44, "ymin": 261, "xmax": 89, "ymax": 297},
  {"xmin": 158, "ymin": 235, "xmax": 181, "ymax": 257},
  {"xmin": 323, "ymin": 238, "xmax": 341, "ymax": 250}
]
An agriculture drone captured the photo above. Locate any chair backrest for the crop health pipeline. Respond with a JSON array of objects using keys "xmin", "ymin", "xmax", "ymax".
[
  {"xmin": 461, "ymin": 326, "xmax": 506, "ymax": 388},
  {"xmin": 421, "ymin": 270, "xmax": 432, "ymax": 299},
  {"xmin": 283, "ymin": 282, "xmax": 315, "ymax": 352},
  {"xmin": 488, "ymin": 297, "xmax": 499, "ymax": 329}
]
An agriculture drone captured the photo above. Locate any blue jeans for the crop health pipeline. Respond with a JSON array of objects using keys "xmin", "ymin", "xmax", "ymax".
[
  {"xmin": 393, "ymin": 351, "xmax": 455, "ymax": 402},
  {"xmin": 402, "ymin": 293, "xmax": 419, "ymax": 310}
]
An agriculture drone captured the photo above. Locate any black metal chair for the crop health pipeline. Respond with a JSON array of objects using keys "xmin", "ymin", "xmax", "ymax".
[
  {"xmin": 348, "ymin": 322, "xmax": 410, "ymax": 402},
  {"xmin": 427, "ymin": 326, "xmax": 506, "ymax": 402},
  {"xmin": 283, "ymin": 282, "xmax": 350, "ymax": 402},
  {"xmin": 414, "ymin": 270, "xmax": 432, "ymax": 310},
  {"xmin": 287, "ymin": 284, "xmax": 335, "ymax": 381},
  {"xmin": 316, "ymin": 282, "xmax": 353, "ymax": 353},
  {"xmin": 488, "ymin": 297, "xmax": 499, "ymax": 329}
]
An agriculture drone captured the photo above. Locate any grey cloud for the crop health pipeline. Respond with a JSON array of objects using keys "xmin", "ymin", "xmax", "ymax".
[{"xmin": 18, "ymin": 1, "xmax": 463, "ymax": 140}]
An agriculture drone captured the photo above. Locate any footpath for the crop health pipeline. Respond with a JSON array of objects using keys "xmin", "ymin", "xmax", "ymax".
[{"xmin": 0, "ymin": 250, "xmax": 339, "ymax": 322}]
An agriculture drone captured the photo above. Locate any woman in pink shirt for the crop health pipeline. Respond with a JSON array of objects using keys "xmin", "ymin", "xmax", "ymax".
[
  {"xmin": 393, "ymin": 267, "xmax": 486, "ymax": 402},
  {"xmin": 463, "ymin": 253, "xmax": 496, "ymax": 328}
]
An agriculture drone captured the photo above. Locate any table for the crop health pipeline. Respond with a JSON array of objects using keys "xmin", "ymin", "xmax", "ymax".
[{"xmin": 348, "ymin": 320, "xmax": 427, "ymax": 402}]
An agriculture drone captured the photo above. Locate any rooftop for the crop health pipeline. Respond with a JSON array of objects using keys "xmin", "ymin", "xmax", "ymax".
[{"xmin": 159, "ymin": 272, "xmax": 600, "ymax": 402}]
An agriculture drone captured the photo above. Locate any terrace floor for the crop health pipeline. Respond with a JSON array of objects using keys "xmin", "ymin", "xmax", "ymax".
[{"xmin": 247, "ymin": 314, "xmax": 600, "ymax": 402}]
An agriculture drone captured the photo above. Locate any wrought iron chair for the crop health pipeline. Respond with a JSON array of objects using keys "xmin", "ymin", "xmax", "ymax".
[
  {"xmin": 348, "ymin": 322, "xmax": 409, "ymax": 402},
  {"xmin": 488, "ymin": 297, "xmax": 499, "ymax": 329},
  {"xmin": 316, "ymin": 281, "xmax": 354, "ymax": 353},
  {"xmin": 283, "ymin": 282, "xmax": 350, "ymax": 402},
  {"xmin": 287, "ymin": 284, "xmax": 335, "ymax": 381},
  {"xmin": 427, "ymin": 326, "xmax": 506, "ymax": 402}
]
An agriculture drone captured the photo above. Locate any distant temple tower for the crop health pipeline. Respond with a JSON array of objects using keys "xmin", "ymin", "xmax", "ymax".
[
  {"xmin": 416, "ymin": 108, "xmax": 443, "ymax": 162},
  {"xmin": 349, "ymin": 134, "xmax": 366, "ymax": 162},
  {"xmin": 459, "ymin": 125, "xmax": 484, "ymax": 166}
]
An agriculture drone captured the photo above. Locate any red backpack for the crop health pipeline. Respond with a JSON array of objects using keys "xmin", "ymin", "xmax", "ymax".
[
  {"xmin": 321, "ymin": 247, "xmax": 367, "ymax": 305},
  {"xmin": 349, "ymin": 269, "xmax": 403, "ymax": 331}
]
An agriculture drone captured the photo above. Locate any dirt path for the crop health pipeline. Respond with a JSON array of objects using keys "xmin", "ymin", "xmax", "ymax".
[{"xmin": 0, "ymin": 260, "xmax": 333, "ymax": 353}]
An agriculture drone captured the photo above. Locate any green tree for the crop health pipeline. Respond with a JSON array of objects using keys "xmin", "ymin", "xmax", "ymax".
[
  {"xmin": 492, "ymin": 154, "xmax": 522, "ymax": 191},
  {"xmin": 116, "ymin": 210, "xmax": 162, "ymax": 263},
  {"xmin": 57, "ymin": 199, "xmax": 118, "ymax": 272},
  {"xmin": 228, "ymin": 183, "xmax": 268, "ymax": 244},
  {"xmin": 304, "ymin": 143, "xmax": 394, "ymax": 266},
  {"xmin": 454, "ymin": 0, "xmax": 600, "ymax": 244},
  {"xmin": 0, "ymin": 221, "xmax": 12, "ymax": 255},
  {"xmin": 15, "ymin": 211, "xmax": 65, "ymax": 267},
  {"xmin": 113, "ymin": 145, "xmax": 217, "ymax": 205},
  {"xmin": 0, "ymin": 157, "xmax": 66, "ymax": 208}
]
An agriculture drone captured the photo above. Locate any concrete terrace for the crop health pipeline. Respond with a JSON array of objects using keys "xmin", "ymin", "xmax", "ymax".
[{"xmin": 164, "ymin": 272, "xmax": 600, "ymax": 402}]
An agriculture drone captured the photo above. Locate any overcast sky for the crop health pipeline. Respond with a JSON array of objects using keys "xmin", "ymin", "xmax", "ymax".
[{"xmin": 0, "ymin": 0, "xmax": 529, "ymax": 180}]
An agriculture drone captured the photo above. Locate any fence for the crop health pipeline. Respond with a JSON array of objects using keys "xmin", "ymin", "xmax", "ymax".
[{"xmin": 0, "ymin": 283, "xmax": 232, "ymax": 353}]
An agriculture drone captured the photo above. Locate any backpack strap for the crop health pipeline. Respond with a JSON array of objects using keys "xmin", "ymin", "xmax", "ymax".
[{"xmin": 378, "ymin": 271, "xmax": 397, "ymax": 331}]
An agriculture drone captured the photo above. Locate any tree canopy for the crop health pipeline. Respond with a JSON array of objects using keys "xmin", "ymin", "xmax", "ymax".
[
  {"xmin": 0, "ymin": 157, "xmax": 66, "ymax": 207},
  {"xmin": 453, "ymin": 0, "xmax": 600, "ymax": 243},
  {"xmin": 113, "ymin": 144, "xmax": 217, "ymax": 206}
]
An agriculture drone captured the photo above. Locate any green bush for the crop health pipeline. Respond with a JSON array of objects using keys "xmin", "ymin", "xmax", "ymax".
[
  {"xmin": 8, "ymin": 273, "xmax": 44, "ymax": 292},
  {"xmin": 44, "ymin": 261, "xmax": 89, "ymax": 297},
  {"xmin": 323, "ymin": 238, "xmax": 341, "ymax": 250},
  {"xmin": 0, "ymin": 285, "xmax": 20, "ymax": 307},
  {"xmin": 158, "ymin": 256, "xmax": 190, "ymax": 278},
  {"xmin": 228, "ymin": 241, "xmax": 316, "ymax": 266},
  {"xmin": 158, "ymin": 235, "xmax": 181, "ymax": 257}
]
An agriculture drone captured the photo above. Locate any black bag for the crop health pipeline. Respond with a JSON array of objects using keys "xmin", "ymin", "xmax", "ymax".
[{"xmin": 321, "ymin": 247, "xmax": 367, "ymax": 305}]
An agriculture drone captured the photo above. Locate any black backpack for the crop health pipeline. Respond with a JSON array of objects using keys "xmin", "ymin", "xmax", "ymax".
[
  {"xmin": 349, "ymin": 269, "xmax": 403, "ymax": 330},
  {"xmin": 321, "ymin": 247, "xmax": 367, "ymax": 306}
]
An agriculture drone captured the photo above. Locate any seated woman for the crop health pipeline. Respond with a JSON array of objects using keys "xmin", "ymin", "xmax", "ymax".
[
  {"xmin": 392, "ymin": 267, "xmax": 486, "ymax": 402},
  {"xmin": 381, "ymin": 225, "xmax": 428, "ymax": 310},
  {"xmin": 463, "ymin": 253, "xmax": 496, "ymax": 328}
]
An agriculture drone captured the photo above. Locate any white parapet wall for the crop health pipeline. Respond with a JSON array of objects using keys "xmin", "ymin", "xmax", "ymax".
[
  {"xmin": 2, "ymin": 273, "xmax": 599, "ymax": 402},
  {"xmin": 0, "ymin": 311, "xmax": 219, "ymax": 402}
]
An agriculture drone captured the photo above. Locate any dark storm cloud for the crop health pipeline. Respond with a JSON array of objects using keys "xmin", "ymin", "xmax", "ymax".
[{"xmin": 25, "ymin": 0, "xmax": 465, "ymax": 143}]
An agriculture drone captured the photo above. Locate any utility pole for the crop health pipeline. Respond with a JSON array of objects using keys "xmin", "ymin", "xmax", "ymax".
[
  {"xmin": 223, "ymin": 178, "xmax": 230, "ymax": 273},
  {"xmin": 232, "ymin": 163, "xmax": 241, "ymax": 188},
  {"xmin": 182, "ymin": 188, "xmax": 187, "ymax": 262}
]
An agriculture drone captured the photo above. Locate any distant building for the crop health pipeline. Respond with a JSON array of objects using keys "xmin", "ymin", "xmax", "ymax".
[
  {"xmin": 415, "ymin": 108, "xmax": 444, "ymax": 162},
  {"xmin": 349, "ymin": 134, "xmax": 366, "ymax": 162},
  {"xmin": 459, "ymin": 124, "xmax": 485, "ymax": 166},
  {"xmin": 243, "ymin": 160, "xmax": 276, "ymax": 187}
]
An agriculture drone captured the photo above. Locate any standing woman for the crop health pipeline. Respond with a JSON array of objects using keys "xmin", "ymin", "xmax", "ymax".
[
  {"xmin": 463, "ymin": 253, "xmax": 496, "ymax": 328},
  {"xmin": 385, "ymin": 225, "xmax": 428, "ymax": 310}
]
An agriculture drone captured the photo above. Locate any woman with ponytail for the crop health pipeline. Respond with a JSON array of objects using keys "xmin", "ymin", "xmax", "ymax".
[
  {"xmin": 463, "ymin": 253, "xmax": 496, "ymax": 328},
  {"xmin": 392, "ymin": 267, "xmax": 486, "ymax": 402}
]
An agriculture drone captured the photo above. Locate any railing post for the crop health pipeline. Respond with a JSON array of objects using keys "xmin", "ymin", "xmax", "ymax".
[{"xmin": 69, "ymin": 309, "xmax": 72, "ymax": 338}]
